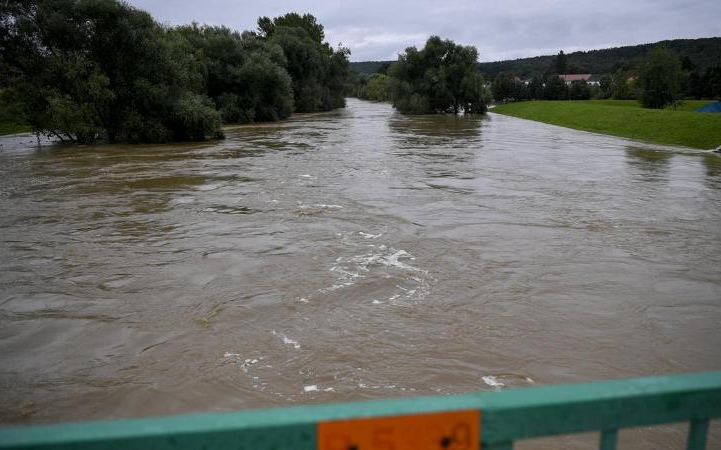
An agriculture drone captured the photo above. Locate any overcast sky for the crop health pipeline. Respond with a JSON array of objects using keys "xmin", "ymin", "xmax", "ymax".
[{"xmin": 127, "ymin": 0, "xmax": 721, "ymax": 62}]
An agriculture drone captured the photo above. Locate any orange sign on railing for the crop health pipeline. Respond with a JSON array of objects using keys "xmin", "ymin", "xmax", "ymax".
[{"xmin": 317, "ymin": 410, "xmax": 480, "ymax": 450}]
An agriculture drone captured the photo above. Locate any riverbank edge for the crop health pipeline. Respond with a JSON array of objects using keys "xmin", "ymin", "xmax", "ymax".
[
  {"xmin": 492, "ymin": 101, "xmax": 721, "ymax": 150},
  {"xmin": 0, "ymin": 105, "xmax": 348, "ymax": 140}
]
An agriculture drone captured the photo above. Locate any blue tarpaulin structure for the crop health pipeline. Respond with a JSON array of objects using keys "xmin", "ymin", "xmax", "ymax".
[{"xmin": 695, "ymin": 101, "xmax": 721, "ymax": 113}]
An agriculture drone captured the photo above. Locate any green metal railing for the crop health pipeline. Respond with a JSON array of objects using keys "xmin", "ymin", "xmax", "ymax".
[{"xmin": 0, "ymin": 371, "xmax": 719, "ymax": 449}]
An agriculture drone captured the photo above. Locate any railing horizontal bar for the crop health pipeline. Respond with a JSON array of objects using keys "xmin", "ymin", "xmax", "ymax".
[
  {"xmin": 481, "ymin": 442, "xmax": 513, "ymax": 450},
  {"xmin": 480, "ymin": 371, "xmax": 721, "ymax": 443},
  {"xmin": 0, "ymin": 371, "xmax": 719, "ymax": 449}
]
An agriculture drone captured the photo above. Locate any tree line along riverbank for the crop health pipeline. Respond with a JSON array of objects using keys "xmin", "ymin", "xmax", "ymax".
[{"xmin": 0, "ymin": 1, "xmax": 350, "ymax": 144}]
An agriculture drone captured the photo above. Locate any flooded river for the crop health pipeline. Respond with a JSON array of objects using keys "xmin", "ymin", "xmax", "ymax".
[{"xmin": 1, "ymin": 99, "xmax": 720, "ymax": 447}]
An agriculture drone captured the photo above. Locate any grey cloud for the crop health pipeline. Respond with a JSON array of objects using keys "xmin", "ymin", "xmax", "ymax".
[{"xmin": 128, "ymin": 0, "xmax": 721, "ymax": 61}]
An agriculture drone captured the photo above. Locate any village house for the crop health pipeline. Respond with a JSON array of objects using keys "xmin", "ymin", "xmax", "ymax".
[{"xmin": 559, "ymin": 74, "xmax": 600, "ymax": 86}]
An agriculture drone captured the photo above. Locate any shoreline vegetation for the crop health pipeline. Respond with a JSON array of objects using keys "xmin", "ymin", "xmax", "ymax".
[
  {"xmin": 492, "ymin": 100, "xmax": 721, "ymax": 149},
  {"xmin": 2, "ymin": 2, "xmax": 720, "ymax": 147},
  {"xmin": 0, "ymin": 2, "xmax": 350, "ymax": 144}
]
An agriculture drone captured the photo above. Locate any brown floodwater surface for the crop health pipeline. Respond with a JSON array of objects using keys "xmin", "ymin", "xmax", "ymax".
[{"xmin": 1, "ymin": 99, "xmax": 720, "ymax": 448}]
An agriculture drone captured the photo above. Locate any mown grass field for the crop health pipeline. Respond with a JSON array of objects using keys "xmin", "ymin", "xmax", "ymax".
[
  {"xmin": 493, "ymin": 100, "xmax": 721, "ymax": 149},
  {"xmin": 587, "ymin": 99, "xmax": 712, "ymax": 112}
]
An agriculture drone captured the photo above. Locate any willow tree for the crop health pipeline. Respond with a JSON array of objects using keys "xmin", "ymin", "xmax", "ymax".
[
  {"xmin": 0, "ymin": 0, "xmax": 221, "ymax": 143},
  {"xmin": 637, "ymin": 47, "xmax": 682, "ymax": 109},
  {"xmin": 387, "ymin": 36, "xmax": 487, "ymax": 114},
  {"xmin": 173, "ymin": 24, "xmax": 294, "ymax": 123},
  {"xmin": 257, "ymin": 13, "xmax": 350, "ymax": 113}
]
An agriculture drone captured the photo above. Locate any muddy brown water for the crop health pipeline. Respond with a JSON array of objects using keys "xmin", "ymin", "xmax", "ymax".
[{"xmin": 1, "ymin": 99, "xmax": 720, "ymax": 448}]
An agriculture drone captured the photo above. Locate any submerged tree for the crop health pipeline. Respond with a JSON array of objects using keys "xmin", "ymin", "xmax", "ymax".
[
  {"xmin": 637, "ymin": 47, "xmax": 682, "ymax": 109},
  {"xmin": 361, "ymin": 74, "xmax": 391, "ymax": 101},
  {"xmin": 256, "ymin": 13, "xmax": 350, "ymax": 113},
  {"xmin": 387, "ymin": 36, "xmax": 487, "ymax": 114},
  {"xmin": 173, "ymin": 24, "xmax": 294, "ymax": 123},
  {"xmin": 0, "ymin": 0, "xmax": 222, "ymax": 143},
  {"xmin": 0, "ymin": 3, "xmax": 349, "ymax": 143}
]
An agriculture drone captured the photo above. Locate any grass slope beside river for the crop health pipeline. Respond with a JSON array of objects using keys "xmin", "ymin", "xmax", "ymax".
[{"xmin": 493, "ymin": 100, "xmax": 721, "ymax": 149}]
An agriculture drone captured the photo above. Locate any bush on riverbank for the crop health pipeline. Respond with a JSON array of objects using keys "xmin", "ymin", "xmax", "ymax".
[
  {"xmin": 0, "ymin": 2, "xmax": 349, "ymax": 144},
  {"xmin": 493, "ymin": 100, "xmax": 721, "ymax": 149}
]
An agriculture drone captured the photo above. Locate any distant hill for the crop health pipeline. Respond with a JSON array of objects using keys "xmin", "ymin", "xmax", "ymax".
[
  {"xmin": 349, "ymin": 61, "xmax": 389, "ymax": 74},
  {"xmin": 350, "ymin": 37, "xmax": 721, "ymax": 78}
]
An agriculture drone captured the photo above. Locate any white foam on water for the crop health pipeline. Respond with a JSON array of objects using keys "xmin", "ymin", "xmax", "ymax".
[
  {"xmin": 196, "ymin": 183, "xmax": 221, "ymax": 191},
  {"xmin": 318, "ymin": 281, "xmax": 354, "ymax": 294},
  {"xmin": 314, "ymin": 204, "xmax": 343, "ymax": 209},
  {"xmin": 223, "ymin": 352, "xmax": 240, "ymax": 358},
  {"xmin": 171, "ymin": 196, "xmax": 195, "ymax": 205},
  {"xmin": 272, "ymin": 331, "xmax": 301, "ymax": 349},
  {"xmin": 358, "ymin": 383, "xmax": 397, "ymax": 390},
  {"xmin": 282, "ymin": 336, "xmax": 300, "ymax": 349},
  {"xmin": 303, "ymin": 385, "xmax": 318, "ymax": 392},
  {"xmin": 482, "ymin": 375, "xmax": 505, "ymax": 390},
  {"xmin": 319, "ymin": 245, "xmax": 434, "ymax": 301},
  {"xmin": 359, "ymin": 231, "xmax": 382, "ymax": 239},
  {"xmin": 381, "ymin": 250, "xmax": 419, "ymax": 271},
  {"xmin": 240, "ymin": 358, "xmax": 260, "ymax": 373}
]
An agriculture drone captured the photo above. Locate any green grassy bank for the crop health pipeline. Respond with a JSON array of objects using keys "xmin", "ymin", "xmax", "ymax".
[
  {"xmin": 0, "ymin": 120, "xmax": 30, "ymax": 136},
  {"xmin": 492, "ymin": 100, "xmax": 721, "ymax": 149}
]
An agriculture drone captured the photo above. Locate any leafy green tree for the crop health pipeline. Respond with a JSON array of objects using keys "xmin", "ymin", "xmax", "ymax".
[
  {"xmin": 528, "ymin": 76, "xmax": 544, "ymax": 99},
  {"xmin": 681, "ymin": 55, "xmax": 695, "ymax": 71},
  {"xmin": 1, "ymin": 0, "xmax": 221, "ymax": 143},
  {"xmin": 637, "ymin": 47, "xmax": 682, "ymax": 108},
  {"xmin": 599, "ymin": 74, "xmax": 613, "ymax": 98},
  {"xmin": 705, "ymin": 64, "xmax": 721, "ymax": 100},
  {"xmin": 569, "ymin": 80, "xmax": 591, "ymax": 100},
  {"xmin": 258, "ymin": 13, "xmax": 349, "ymax": 113},
  {"xmin": 387, "ymin": 36, "xmax": 487, "ymax": 114},
  {"xmin": 361, "ymin": 74, "xmax": 390, "ymax": 101},
  {"xmin": 543, "ymin": 75, "xmax": 567, "ymax": 100},
  {"xmin": 173, "ymin": 24, "xmax": 293, "ymax": 123},
  {"xmin": 555, "ymin": 50, "xmax": 567, "ymax": 74},
  {"xmin": 257, "ymin": 13, "xmax": 325, "ymax": 45},
  {"xmin": 492, "ymin": 73, "xmax": 515, "ymax": 102},
  {"xmin": 376, "ymin": 62, "xmax": 392, "ymax": 75},
  {"xmin": 611, "ymin": 69, "xmax": 636, "ymax": 100}
]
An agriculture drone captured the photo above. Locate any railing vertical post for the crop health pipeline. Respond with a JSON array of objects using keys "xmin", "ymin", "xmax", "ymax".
[
  {"xmin": 686, "ymin": 418, "xmax": 709, "ymax": 450},
  {"xmin": 599, "ymin": 429, "xmax": 618, "ymax": 450},
  {"xmin": 481, "ymin": 441, "xmax": 513, "ymax": 450}
]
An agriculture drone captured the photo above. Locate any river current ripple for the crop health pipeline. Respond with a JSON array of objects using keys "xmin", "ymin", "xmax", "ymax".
[{"xmin": 1, "ymin": 99, "xmax": 720, "ymax": 447}]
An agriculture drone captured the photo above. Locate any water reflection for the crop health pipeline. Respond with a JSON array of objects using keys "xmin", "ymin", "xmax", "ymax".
[
  {"xmin": 624, "ymin": 147, "xmax": 672, "ymax": 182},
  {"xmin": 389, "ymin": 113, "xmax": 483, "ymax": 180},
  {"xmin": 703, "ymin": 154, "xmax": 721, "ymax": 187},
  {"xmin": 389, "ymin": 113, "xmax": 483, "ymax": 140}
]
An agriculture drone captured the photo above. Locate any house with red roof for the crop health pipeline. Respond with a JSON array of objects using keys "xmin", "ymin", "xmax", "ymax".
[{"xmin": 559, "ymin": 74, "xmax": 599, "ymax": 86}]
